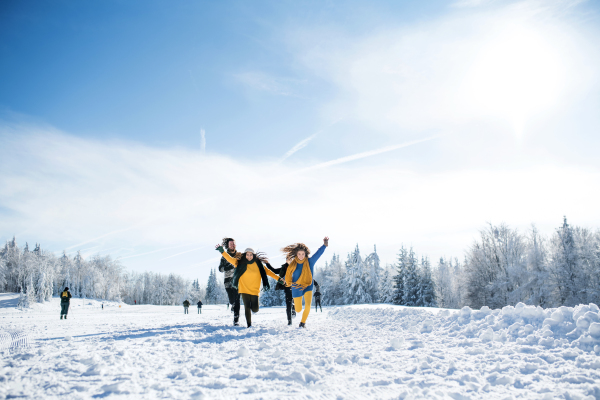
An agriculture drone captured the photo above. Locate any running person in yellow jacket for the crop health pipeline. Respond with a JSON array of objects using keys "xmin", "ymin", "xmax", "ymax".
[
  {"xmin": 215, "ymin": 245, "xmax": 283, "ymax": 328},
  {"xmin": 282, "ymin": 237, "xmax": 329, "ymax": 328}
]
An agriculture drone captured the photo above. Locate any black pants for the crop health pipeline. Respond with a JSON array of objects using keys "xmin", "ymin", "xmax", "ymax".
[
  {"xmin": 241, "ymin": 293, "xmax": 259, "ymax": 327},
  {"xmin": 184, "ymin": 307, "xmax": 189, "ymax": 314},
  {"xmin": 284, "ymin": 287, "xmax": 296, "ymax": 323},
  {"xmin": 60, "ymin": 303, "xmax": 69, "ymax": 316},
  {"xmin": 226, "ymin": 287, "xmax": 240, "ymax": 324},
  {"xmin": 315, "ymin": 297, "xmax": 322, "ymax": 311}
]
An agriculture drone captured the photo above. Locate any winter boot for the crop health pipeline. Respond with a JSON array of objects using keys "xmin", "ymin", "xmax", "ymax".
[
  {"xmin": 247, "ymin": 323, "xmax": 251, "ymax": 328},
  {"xmin": 65, "ymin": 315, "xmax": 67, "ymax": 319},
  {"xmin": 60, "ymin": 315, "xmax": 63, "ymax": 320},
  {"xmin": 288, "ymin": 320, "xmax": 292, "ymax": 326},
  {"xmin": 299, "ymin": 322, "xmax": 305, "ymax": 328}
]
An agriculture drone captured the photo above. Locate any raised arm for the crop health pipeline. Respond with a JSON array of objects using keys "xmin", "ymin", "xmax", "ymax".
[
  {"xmin": 221, "ymin": 251, "xmax": 239, "ymax": 267},
  {"xmin": 309, "ymin": 237, "xmax": 329, "ymax": 266}
]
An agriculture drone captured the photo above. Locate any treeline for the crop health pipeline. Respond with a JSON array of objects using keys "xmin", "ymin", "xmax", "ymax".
[
  {"xmin": 0, "ymin": 239, "xmax": 224, "ymax": 307},
  {"xmin": 453, "ymin": 217, "xmax": 600, "ymax": 309},
  {"xmin": 2, "ymin": 216, "xmax": 597, "ymax": 310},
  {"xmin": 259, "ymin": 245, "xmax": 438, "ymax": 308}
]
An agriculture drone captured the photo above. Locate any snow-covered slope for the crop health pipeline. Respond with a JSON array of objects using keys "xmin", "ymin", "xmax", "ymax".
[{"xmin": 1, "ymin": 293, "xmax": 600, "ymax": 399}]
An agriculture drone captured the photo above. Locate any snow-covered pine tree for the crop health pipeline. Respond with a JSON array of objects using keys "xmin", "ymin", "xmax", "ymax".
[
  {"xmin": 549, "ymin": 216, "xmax": 585, "ymax": 306},
  {"xmin": 403, "ymin": 248, "xmax": 420, "ymax": 307},
  {"xmin": 321, "ymin": 254, "xmax": 345, "ymax": 305},
  {"xmin": 342, "ymin": 245, "xmax": 372, "ymax": 304},
  {"xmin": 259, "ymin": 277, "xmax": 284, "ymax": 307},
  {"xmin": 418, "ymin": 257, "xmax": 437, "ymax": 307},
  {"xmin": 378, "ymin": 265, "xmax": 395, "ymax": 303},
  {"xmin": 205, "ymin": 268, "xmax": 218, "ymax": 305},
  {"xmin": 434, "ymin": 257, "xmax": 452, "ymax": 308},
  {"xmin": 364, "ymin": 245, "xmax": 382, "ymax": 302},
  {"xmin": 393, "ymin": 246, "xmax": 408, "ymax": 305}
]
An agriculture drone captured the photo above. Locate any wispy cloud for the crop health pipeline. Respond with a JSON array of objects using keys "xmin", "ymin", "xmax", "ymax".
[
  {"xmin": 234, "ymin": 71, "xmax": 305, "ymax": 97},
  {"xmin": 2, "ymin": 125, "xmax": 600, "ymax": 282}
]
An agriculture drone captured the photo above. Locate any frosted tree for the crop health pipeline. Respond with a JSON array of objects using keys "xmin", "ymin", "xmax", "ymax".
[
  {"xmin": 378, "ymin": 265, "xmax": 395, "ymax": 304},
  {"xmin": 319, "ymin": 254, "xmax": 345, "ymax": 305},
  {"xmin": 393, "ymin": 247, "xmax": 408, "ymax": 305},
  {"xmin": 260, "ymin": 277, "xmax": 284, "ymax": 307},
  {"xmin": 342, "ymin": 245, "xmax": 372, "ymax": 304},
  {"xmin": 464, "ymin": 223, "xmax": 527, "ymax": 309},
  {"xmin": 548, "ymin": 217, "xmax": 586, "ymax": 306},
  {"xmin": 205, "ymin": 268, "xmax": 219, "ymax": 305},
  {"xmin": 418, "ymin": 257, "xmax": 437, "ymax": 307},
  {"xmin": 364, "ymin": 245, "xmax": 382, "ymax": 302},
  {"xmin": 403, "ymin": 248, "xmax": 420, "ymax": 307},
  {"xmin": 434, "ymin": 257, "xmax": 452, "ymax": 308}
]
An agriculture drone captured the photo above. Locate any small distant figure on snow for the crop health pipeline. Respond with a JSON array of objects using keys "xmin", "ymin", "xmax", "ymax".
[
  {"xmin": 183, "ymin": 299, "xmax": 190, "ymax": 314},
  {"xmin": 197, "ymin": 300, "xmax": 203, "ymax": 314},
  {"xmin": 134, "ymin": 300, "xmax": 136, "ymax": 305},
  {"xmin": 101, "ymin": 303, "xmax": 104, "ymax": 310},
  {"xmin": 60, "ymin": 287, "xmax": 72, "ymax": 320},
  {"xmin": 314, "ymin": 280, "xmax": 322, "ymax": 312}
]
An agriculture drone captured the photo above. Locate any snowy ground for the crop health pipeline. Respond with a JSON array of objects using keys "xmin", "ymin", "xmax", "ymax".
[{"xmin": 1, "ymin": 294, "xmax": 600, "ymax": 399}]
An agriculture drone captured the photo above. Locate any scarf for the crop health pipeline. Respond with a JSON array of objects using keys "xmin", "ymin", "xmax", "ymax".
[{"xmin": 285, "ymin": 257, "xmax": 312, "ymax": 290}]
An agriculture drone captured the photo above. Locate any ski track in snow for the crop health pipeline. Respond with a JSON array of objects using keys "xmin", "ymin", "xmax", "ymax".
[{"xmin": 1, "ymin": 294, "xmax": 600, "ymax": 399}]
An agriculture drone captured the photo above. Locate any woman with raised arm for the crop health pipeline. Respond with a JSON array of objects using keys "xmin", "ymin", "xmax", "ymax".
[
  {"xmin": 215, "ymin": 245, "xmax": 283, "ymax": 328},
  {"xmin": 282, "ymin": 237, "xmax": 329, "ymax": 328}
]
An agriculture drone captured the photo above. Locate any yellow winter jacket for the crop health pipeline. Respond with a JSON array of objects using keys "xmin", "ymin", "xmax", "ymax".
[{"xmin": 221, "ymin": 252, "xmax": 279, "ymax": 296}]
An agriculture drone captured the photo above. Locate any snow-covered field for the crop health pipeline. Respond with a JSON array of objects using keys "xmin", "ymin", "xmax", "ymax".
[{"xmin": 2, "ymin": 294, "xmax": 600, "ymax": 399}]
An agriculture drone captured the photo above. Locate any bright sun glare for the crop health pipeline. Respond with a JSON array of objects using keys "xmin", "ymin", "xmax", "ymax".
[{"xmin": 465, "ymin": 25, "xmax": 565, "ymax": 137}]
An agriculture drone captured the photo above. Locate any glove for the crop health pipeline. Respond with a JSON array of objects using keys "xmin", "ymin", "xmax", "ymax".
[
  {"xmin": 215, "ymin": 245, "xmax": 224, "ymax": 253},
  {"xmin": 262, "ymin": 282, "xmax": 270, "ymax": 291}
]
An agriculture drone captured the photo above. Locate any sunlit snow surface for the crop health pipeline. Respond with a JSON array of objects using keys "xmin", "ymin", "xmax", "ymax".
[{"xmin": 2, "ymin": 293, "xmax": 600, "ymax": 399}]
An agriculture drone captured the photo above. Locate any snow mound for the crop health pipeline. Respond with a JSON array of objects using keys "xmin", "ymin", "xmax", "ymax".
[
  {"xmin": 329, "ymin": 302, "xmax": 600, "ymax": 352},
  {"xmin": 0, "ymin": 329, "xmax": 31, "ymax": 350}
]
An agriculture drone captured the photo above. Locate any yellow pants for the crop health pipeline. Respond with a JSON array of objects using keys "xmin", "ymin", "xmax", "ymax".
[{"xmin": 293, "ymin": 291, "xmax": 313, "ymax": 323}]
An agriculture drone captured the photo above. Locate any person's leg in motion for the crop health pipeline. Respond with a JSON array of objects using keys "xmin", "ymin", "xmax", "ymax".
[
  {"xmin": 241, "ymin": 294, "xmax": 252, "ymax": 327},
  {"xmin": 285, "ymin": 288, "xmax": 293, "ymax": 324},
  {"xmin": 301, "ymin": 291, "xmax": 313, "ymax": 324},
  {"xmin": 294, "ymin": 296, "xmax": 303, "ymax": 315},
  {"xmin": 233, "ymin": 293, "xmax": 240, "ymax": 325},
  {"xmin": 250, "ymin": 295, "xmax": 259, "ymax": 313}
]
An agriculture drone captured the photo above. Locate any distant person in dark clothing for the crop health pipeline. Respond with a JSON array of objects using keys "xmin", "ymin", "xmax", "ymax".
[
  {"xmin": 101, "ymin": 303, "xmax": 104, "ymax": 310},
  {"xmin": 197, "ymin": 300, "xmax": 203, "ymax": 314},
  {"xmin": 183, "ymin": 299, "xmax": 190, "ymax": 314},
  {"xmin": 269, "ymin": 261, "xmax": 297, "ymax": 325},
  {"xmin": 314, "ymin": 280, "xmax": 322, "ymax": 312},
  {"xmin": 218, "ymin": 238, "xmax": 242, "ymax": 326},
  {"xmin": 60, "ymin": 287, "xmax": 72, "ymax": 319}
]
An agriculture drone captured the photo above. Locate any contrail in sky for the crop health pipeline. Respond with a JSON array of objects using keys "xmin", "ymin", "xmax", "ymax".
[
  {"xmin": 295, "ymin": 134, "xmax": 443, "ymax": 174},
  {"xmin": 157, "ymin": 246, "xmax": 204, "ymax": 262},
  {"xmin": 279, "ymin": 118, "xmax": 343, "ymax": 162},
  {"xmin": 118, "ymin": 243, "xmax": 193, "ymax": 260}
]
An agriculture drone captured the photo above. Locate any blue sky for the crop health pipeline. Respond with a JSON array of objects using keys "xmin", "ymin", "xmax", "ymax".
[{"xmin": 1, "ymin": 0, "xmax": 600, "ymax": 282}]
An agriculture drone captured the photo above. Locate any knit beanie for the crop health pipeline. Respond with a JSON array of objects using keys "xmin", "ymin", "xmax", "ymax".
[{"xmin": 244, "ymin": 248, "xmax": 254, "ymax": 254}]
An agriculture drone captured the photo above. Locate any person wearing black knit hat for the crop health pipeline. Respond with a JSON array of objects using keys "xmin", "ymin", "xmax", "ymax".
[
  {"xmin": 218, "ymin": 238, "xmax": 242, "ymax": 325},
  {"xmin": 60, "ymin": 287, "xmax": 72, "ymax": 320}
]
